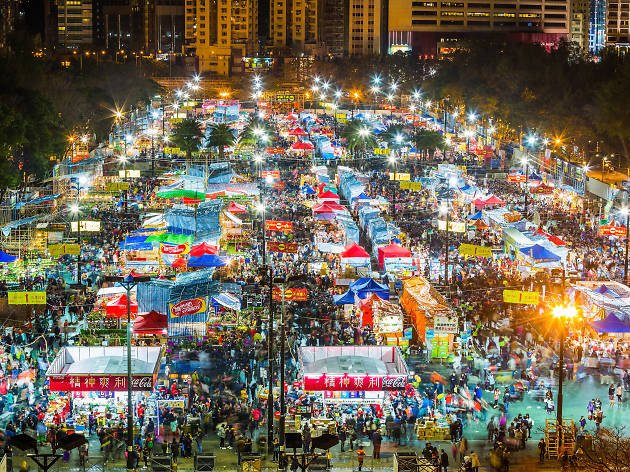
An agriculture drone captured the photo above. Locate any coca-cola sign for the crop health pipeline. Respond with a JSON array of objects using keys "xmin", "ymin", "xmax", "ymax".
[
  {"xmin": 160, "ymin": 244, "xmax": 189, "ymax": 255},
  {"xmin": 48, "ymin": 374, "xmax": 156, "ymax": 392},
  {"xmin": 303, "ymin": 374, "xmax": 407, "ymax": 392},
  {"xmin": 170, "ymin": 297, "xmax": 206, "ymax": 318}
]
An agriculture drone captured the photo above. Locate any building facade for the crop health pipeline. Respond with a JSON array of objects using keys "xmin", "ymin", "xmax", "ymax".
[
  {"xmin": 605, "ymin": 0, "xmax": 630, "ymax": 48},
  {"xmin": 347, "ymin": 0, "xmax": 382, "ymax": 54},
  {"xmin": 588, "ymin": 0, "xmax": 605, "ymax": 52},
  {"xmin": 185, "ymin": 0, "xmax": 258, "ymax": 75},
  {"xmin": 570, "ymin": 0, "xmax": 589, "ymax": 50},
  {"xmin": 269, "ymin": 0, "xmax": 320, "ymax": 53},
  {"xmin": 321, "ymin": 0, "xmax": 347, "ymax": 56},
  {"xmin": 57, "ymin": 0, "xmax": 93, "ymax": 47},
  {"xmin": 388, "ymin": 0, "xmax": 570, "ymax": 55}
]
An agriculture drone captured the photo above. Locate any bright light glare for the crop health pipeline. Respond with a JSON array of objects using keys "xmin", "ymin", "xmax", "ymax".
[
  {"xmin": 468, "ymin": 112, "xmax": 477, "ymax": 122},
  {"xmin": 70, "ymin": 204, "xmax": 79, "ymax": 214},
  {"xmin": 449, "ymin": 176, "xmax": 458, "ymax": 187},
  {"xmin": 388, "ymin": 155, "xmax": 397, "ymax": 164},
  {"xmin": 254, "ymin": 154, "xmax": 263, "ymax": 163},
  {"xmin": 395, "ymin": 134, "xmax": 404, "ymax": 144},
  {"xmin": 552, "ymin": 305, "xmax": 577, "ymax": 318},
  {"xmin": 256, "ymin": 203, "xmax": 265, "ymax": 213},
  {"xmin": 359, "ymin": 128, "xmax": 369, "ymax": 137},
  {"xmin": 527, "ymin": 135, "xmax": 537, "ymax": 146}
]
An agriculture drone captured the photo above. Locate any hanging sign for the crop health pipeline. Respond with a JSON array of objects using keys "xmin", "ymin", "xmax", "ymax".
[
  {"xmin": 503, "ymin": 289, "xmax": 540, "ymax": 304},
  {"xmin": 438, "ymin": 221, "xmax": 466, "ymax": 232},
  {"xmin": 265, "ymin": 220, "xmax": 293, "ymax": 232},
  {"xmin": 388, "ymin": 172, "xmax": 411, "ymax": 181},
  {"xmin": 48, "ymin": 244, "xmax": 80, "ymax": 256},
  {"xmin": 600, "ymin": 225, "xmax": 627, "ymax": 237},
  {"xmin": 434, "ymin": 316, "xmax": 458, "ymax": 333},
  {"xmin": 507, "ymin": 174, "xmax": 526, "ymax": 183},
  {"xmin": 267, "ymin": 241, "xmax": 298, "ymax": 253},
  {"xmin": 71, "ymin": 221, "xmax": 101, "ymax": 232},
  {"xmin": 48, "ymin": 374, "xmax": 155, "ymax": 392},
  {"xmin": 304, "ymin": 374, "xmax": 406, "ymax": 391},
  {"xmin": 169, "ymin": 297, "xmax": 207, "ymax": 317},
  {"xmin": 400, "ymin": 181, "xmax": 422, "ymax": 191},
  {"xmin": 272, "ymin": 287, "xmax": 308, "ymax": 301},
  {"xmin": 119, "ymin": 170, "xmax": 141, "ymax": 178},
  {"xmin": 374, "ymin": 148, "xmax": 391, "ymax": 155},
  {"xmin": 458, "ymin": 243, "xmax": 492, "ymax": 257},
  {"xmin": 160, "ymin": 244, "xmax": 189, "ymax": 255},
  {"xmin": 8, "ymin": 291, "xmax": 47, "ymax": 305}
]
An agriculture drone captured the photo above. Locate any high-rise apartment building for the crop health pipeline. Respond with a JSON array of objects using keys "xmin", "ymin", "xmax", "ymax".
[
  {"xmin": 57, "ymin": 0, "xmax": 93, "ymax": 47},
  {"xmin": 570, "ymin": 0, "xmax": 589, "ymax": 50},
  {"xmin": 347, "ymin": 0, "xmax": 382, "ymax": 54},
  {"xmin": 605, "ymin": 0, "xmax": 630, "ymax": 48},
  {"xmin": 588, "ymin": 0, "xmax": 605, "ymax": 51},
  {"xmin": 185, "ymin": 0, "xmax": 258, "ymax": 75},
  {"xmin": 0, "ymin": 0, "xmax": 19, "ymax": 48},
  {"xmin": 388, "ymin": 0, "xmax": 570, "ymax": 55},
  {"xmin": 269, "ymin": 0, "xmax": 320, "ymax": 53},
  {"xmin": 321, "ymin": 0, "xmax": 347, "ymax": 56}
]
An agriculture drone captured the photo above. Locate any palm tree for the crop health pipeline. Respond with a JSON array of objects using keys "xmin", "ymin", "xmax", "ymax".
[
  {"xmin": 239, "ymin": 118, "xmax": 274, "ymax": 147},
  {"xmin": 342, "ymin": 120, "xmax": 377, "ymax": 159},
  {"xmin": 171, "ymin": 118, "xmax": 203, "ymax": 163},
  {"xmin": 206, "ymin": 123, "xmax": 235, "ymax": 160},
  {"xmin": 411, "ymin": 128, "xmax": 446, "ymax": 159},
  {"xmin": 381, "ymin": 124, "xmax": 408, "ymax": 151}
]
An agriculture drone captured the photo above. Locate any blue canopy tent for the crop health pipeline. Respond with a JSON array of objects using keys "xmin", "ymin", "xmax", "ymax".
[
  {"xmin": 349, "ymin": 278, "xmax": 389, "ymax": 300},
  {"xmin": 352, "ymin": 192, "xmax": 371, "ymax": 201},
  {"xmin": 0, "ymin": 251, "xmax": 16, "ymax": 263},
  {"xmin": 589, "ymin": 313, "xmax": 630, "ymax": 333},
  {"xmin": 188, "ymin": 254, "xmax": 228, "ymax": 267},
  {"xmin": 459, "ymin": 184, "xmax": 471, "ymax": 192},
  {"xmin": 529, "ymin": 172, "xmax": 543, "ymax": 181},
  {"xmin": 520, "ymin": 244, "xmax": 561, "ymax": 261},
  {"xmin": 593, "ymin": 284, "xmax": 621, "ymax": 297},
  {"xmin": 302, "ymin": 185, "xmax": 317, "ymax": 195},
  {"xmin": 468, "ymin": 211, "xmax": 483, "ymax": 220},
  {"xmin": 333, "ymin": 291, "xmax": 357, "ymax": 305}
]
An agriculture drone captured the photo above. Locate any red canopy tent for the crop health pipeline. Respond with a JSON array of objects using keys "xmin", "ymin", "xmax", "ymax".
[
  {"xmin": 473, "ymin": 198, "xmax": 486, "ymax": 209},
  {"xmin": 323, "ymin": 202, "xmax": 348, "ymax": 211},
  {"xmin": 133, "ymin": 310, "xmax": 168, "ymax": 335},
  {"xmin": 291, "ymin": 141, "xmax": 314, "ymax": 150},
  {"xmin": 483, "ymin": 195, "xmax": 505, "ymax": 206},
  {"xmin": 341, "ymin": 242, "xmax": 370, "ymax": 259},
  {"xmin": 106, "ymin": 294, "xmax": 138, "ymax": 318},
  {"xmin": 377, "ymin": 243, "xmax": 412, "ymax": 270},
  {"xmin": 189, "ymin": 242, "xmax": 219, "ymax": 257},
  {"xmin": 312, "ymin": 203, "xmax": 336, "ymax": 214},
  {"xmin": 548, "ymin": 235, "xmax": 567, "ymax": 246},
  {"xmin": 227, "ymin": 201, "xmax": 247, "ymax": 213},
  {"xmin": 171, "ymin": 257, "xmax": 187, "ymax": 268},
  {"xmin": 318, "ymin": 190, "xmax": 340, "ymax": 201},
  {"xmin": 288, "ymin": 127, "xmax": 308, "ymax": 136}
]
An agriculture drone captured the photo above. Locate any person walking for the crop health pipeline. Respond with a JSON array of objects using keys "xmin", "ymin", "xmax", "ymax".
[
  {"xmin": 372, "ymin": 429, "xmax": 382, "ymax": 459},
  {"xmin": 356, "ymin": 447, "xmax": 366, "ymax": 471},
  {"xmin": 440, "ymin": 448, "xmax": 449, "ymax": 472},
  {"xmin": 469, "ymin": 450, "xmax": 480, "ymax": 472},
  {"xmin": 616, "ymin": 383, "xmax": 623, "ymax": 407},
  {"xmin": 538, "ymin": 438, "xmax": 546, "ymax": 463}
]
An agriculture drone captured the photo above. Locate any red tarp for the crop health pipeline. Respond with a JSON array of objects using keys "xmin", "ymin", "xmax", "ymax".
[
  {"xmin": 292, "ymin": 141, "xmax": 314, "ymax": 150},
  {"xmin": 312, "ymin": 204, "xmax": 336, "ymax": 214},
  {"xmin": 318, "ymin": 190, "xmax": 340, "ymax": 200},
  {"xmin": 483, "ymin": 195, "xmax": 505, "ymax": 205},
  {"xmin": 324, "ymin": 202, "xmax": 347, "ymax": 211},
  {"xmin": 227, "ymin": 201, "xmax": 247, "ymax": 213},
  {"xmin": 548, "ymin": 235, "xmax": 567, "ymax": 246},
  {"xmin": 377, "ymin": 243, "xmax": 412, "ymax": 269},
  {"xmin": 133, "ymin": 310, "xmax": 167, "ymax": 335},
  {"xmin": 288, "ymin": 127, "xmax": 308, "ymax": 136},
  {"xmin": 106, "ymin": 294, "xmax": 138, "ymax": 318},
  {"xmin": 189, "ymin": 242, "xmax": 219, "ymax": 257},
  {"xmin": 341, "ymin": 242, "xmax": 370, "ymax": 258},
  {"xmin": 171, "ymin": 257, "xmax": 187, "ymax": 268}
]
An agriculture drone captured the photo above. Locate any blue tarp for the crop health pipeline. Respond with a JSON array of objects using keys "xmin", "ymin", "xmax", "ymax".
[
  {"xmin": 520, "ymin": 244, "xmax": 561, "ymax": 261},
  {"xmin": 212, "ymin": 292, "xmax": 241, "ymax": 311},
  {"xmin": 2, "ymin": 216, "xmax": 39, "ymax": 237},
  {"xmin": 188, "ymin": 254, "xmax": 228, "ymax": 267},
  {"xmin": 350, "ymin": 278, "xmax": 388, "ymax": 292},
  {"xmin": 589, "ymin": 313, "xmax": 630, "ymax": 333},
  {"xmin": 0, "ymin": 251, "xmax": 16, "ymax": 263},
  {"xmin": 333, "ymin": 291, "xmax": 356, "ymax": 305},
  {"xmin": 530, "ymin": 172, "xmax": 543, "ymax": 181},
  {"xmin": 14, "ymin": 194, "xmax": 61, "ymax": 210},
  {"xmin": 594, "ymin": 284, "xmax": 621, "ymax": 297},
  {"xmin": 468, "ymin": 211, "xmax": 483, "ymax": 220},
  {"xmin": 302, "ymin": 185, "xmax": 317, "ymax": 195}
]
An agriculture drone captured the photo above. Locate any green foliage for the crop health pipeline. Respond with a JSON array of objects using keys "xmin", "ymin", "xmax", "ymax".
[
  {"xmin": 206, "ymin": 123, "xmax": 236, "ymax": 160},
  {"xmin": 171, "ymin": 118, "xmax": 203, "ymax": 160},
  {"xmin": 411, "ymin": 128, "xmax": 446, "ymax": 158},
  {"xmin": 239, "ymin": 118, "xmax": 274, "ymax": 146},
  {"xmin": 342, "ymin": 120, "xmax": 377, "ymax": 157},
  {"xmin": 381, "ymin": 124, "xmax": 408, "ymax": 149}
]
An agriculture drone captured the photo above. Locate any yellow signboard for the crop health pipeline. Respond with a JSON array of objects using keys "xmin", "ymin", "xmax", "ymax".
[
  {"xmin": 374, "ymin": 148, "xmax": 391, "ymax": 155},
  {"xmin": 337, "ymin": 119, "xmax": 349, "ymax": 124},
  {"xmin": 8, "ymin": 291, "xmax": 47, "ymax": 305},
  {"xmin": 105, "ymin": 182, "xmax": 130, "ymax": 192},
  {"xmin": 119, "ymin": 170, "xmax": 140, "ymax": 178},
  {"xmin": 335, "ymin": 113, "xmax": 347, "ymax": 120},
  {"xmin": 71, "ymin": 221, "xmax": 101, "ymax": 232},
  {"xmin": 389, "ymin": 172, "xmax": 411, "ymax": 181},
  {"xmin": 458, "ymin": 243, "xmax": 492, "ymax": 257},
  {"xmin": 169, "ymin": 118, "xmax": 183, "ymax": 124},
  {"xmin": 438, "ymin": 221, "xmax": 466, "ymax": 233},
  {"xmin": 400, "ymin": 181, "xmax": 422, "ymax": 191},
  {"xmin": 163, "ymin": 147, "xmax": 181, "ymax": 154},
  {"xmin": 48, "ymin": 244, "xmax": 80, "ymax": 257},
  {"xmin": 503, "ymin": 290, "xmax": 540, "ymax": 304}
]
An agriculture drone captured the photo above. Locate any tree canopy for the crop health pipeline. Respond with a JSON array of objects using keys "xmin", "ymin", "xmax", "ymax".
[
  {"xmin": 171, "ymin": 119, "xmax": 203, "ymax": 161},
  {"xmin": 206, "ymin": 123, "xmax": 236, "ymax": 160}
]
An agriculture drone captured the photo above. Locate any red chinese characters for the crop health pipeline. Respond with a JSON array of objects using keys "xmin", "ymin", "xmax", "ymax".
[
  {"xmin": 303, "ymin": 374, "xmax": 406, "ymax": 391},
  {"xmin": 48, "ymin": 375, "xmax": 155, "ymax": 392},
  {"xmin": 265, "ymin": 221, "xmax": 293, "ymax": 232}
]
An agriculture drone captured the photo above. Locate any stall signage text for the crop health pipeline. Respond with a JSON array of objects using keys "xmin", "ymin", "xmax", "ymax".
[
  {"xmin": 434, "ymin": 316, "xmax": 458, "ymax": 333},
  {"xmin": 160, "ymin": 244, "xmax": 189, "ymax": 255},
  {"xmin": 438, "ymin": 221, "xmax": 466, "ymax": 232},
  {"xmin": 388, "ymin": 172, "xmax": 411, "ymax": 181},
  {"xmin": 507, "ymin": 174, "xmax": 526, "ymax": 183},
  {"xmin": 261, "ymin": 170, "xmax": 281, "ymax": 179},
  {"xmin": 400, "ymin": 181, "xmax": 422, "ymax": 191},
  {"xmin": 600, "ymin": 225, "xmax": 627, "ymax": 237},
  {"xmin": 170, "ymin": 297, "xmax": 207, "ymax": 317},
  {"xmin": 48, "ymin": 374, "xmax": 155, "ymax": 392},
  {"xmin": 267, "ymin": 241, "xmax": 298, "ymax": 253},
  {"xmin": 8, "ymin": 291, "xmax": 46, "ymax": 305},
  {"xmin": 71, "ymin": 221, "xmax": 101, "ymax": 232},
  {"xmin": 48, "ymin": 244, "xmax": 80, "ymax": 256},
  {"xmin": 265, "ymin": 220, "xmax": 293, "ymax": 232},
  {"xmin": 503, "ymin": 289, "xmax": 540, "ymax": 304},
  {"xmin": 458, "ymin": 243, "xmax": 492, "ymax": 257},
  {"xmin": 272, "ymin": 287, "xmax": 308, "ymax": 301},
  {"xmin": 304, "ymin": 374, "xmax": 407, "ymax": 391},
  {"xmin": 374, "ymin": 148, "xmax": 391, "ymax": 155},
  {"xmin": 119, "ymin": 170, "xmax": 141, "ymax": 178}
]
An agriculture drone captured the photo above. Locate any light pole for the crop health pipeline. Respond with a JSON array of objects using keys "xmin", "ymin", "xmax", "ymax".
[
  {"xmin": 70, "ymin": 204, "xmax": 81, "ymax": 285},
  {"xmin": 525, "ymin": 134, "xmax": 537, "ymax": 217},
  {"xmin": 389, "ymin": 154, "xmax": 398, "ymax": 220},
  {"xmin": 622, "ymin": 205, "xmax": 630, "ymax": 283},
  {"xmin": 441, "ymin": 200, "xmax": 450, "ymax": 286},
  {"xmin": 551, "ymin": 304, "xmax": 577, "ymax": 433}
]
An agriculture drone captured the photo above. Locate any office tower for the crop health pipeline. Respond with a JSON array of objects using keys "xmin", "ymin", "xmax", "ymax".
[
  {"xmin": 347, "ymin": 0, "xmax": 382, "ymax": 54},
  {"xmin": 57, "ymin": 0, "xmax": 93, "ymax": 47},
  {"xmin": 605, "ymin": 0, "xmax": 629, "ymax": 49},
  {"xmin": 588, "ymin": 0, "xmax": 605, "ymax": 52},
  {"xmin": 321, "ymin": 0, "xmax": 347, "ymax": 56},
  {"xmin": 269, "ymin": 0, "xmax": 320, "ymax": 53}
]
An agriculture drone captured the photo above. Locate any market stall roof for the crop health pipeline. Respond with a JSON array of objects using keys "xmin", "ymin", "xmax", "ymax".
[
  {"xmin": 377, "ymin": 243, "xmax": 412, "ymax": 269},
  {"xmin": 133, "ymin": 310, "xmax": 167, "ymax": 335},
  {"xmin": 312, "ymin": 203, "xmax": 336, "ymax": 214},
  {"xmin": 483, "ymin": 195, "xmax": 505, "ymax": 205},
  {"xmin": 350, "ymin": 278, "xmax": 388, "ymax": 292},
  {"xmin": 594, "ymin": 284, "xmax": 621, "ymax": 297},
  {"xmin": 302, "ymin": 185, "xmax": 317, "ymax": 195},
  {"xmin": 189, "ymin": 242, "xmax": 219, "ymax": 257},
  {"xmin": 520, "ymin": 244, "xmax": 561, "ymax": 261},
  {"xmin": 105, "ymin": 293, "xmax": 138, "ymax": 318},
  {"xmin": 333, "ymin": 290, "xmax": 357, "ymax": 305},
  {"xmin": 291, "ymin": 141, "xmax": 314, "ymax": 150},
  {"xmin": 589, "ymin": 313, "xmax": 630, "ymax": 333},
  {"xmin": 341, "ymin": 242, "xmax": 370, "ymax": 259},
  {"xmin": 353, "ymin": 192, "xmax": 371, "ymax": 201},
  {"xmin": 171, "ymin": 257, "xmax": 187, "ymax": 268},
  {"xmin": 288, "ymin": 127, "xmax": 308, "ymax": 136},
  {"xmin": 187, "ymin": 254, "xmax": 228, "ymax": 267},
  {"xmin": 0, "ymin": 251, "xmax": 17, "ymax": 263},
  {"xmin": 156, "ymin": 189, "xmax": 208, "ymax": 201},
  {"xmin": 468, "ymin": 211, "xmax": 483, "ymax": 220},
  {"xmin": 226, "ymin": 201, "xmax": 247, "ymax": 213},
  {"xmin": 318, "ymin": 190, "xmax": 340, "ymax": 200}
]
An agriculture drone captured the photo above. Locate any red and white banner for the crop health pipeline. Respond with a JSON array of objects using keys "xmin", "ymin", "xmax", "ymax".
[
  {"xmin": 48, "ymin": 374, "xmax": 156, "ymax": 392},
  {"xmin": 600, "ymin": 225, "xmax": 627, "ymax": 237},
  {"xmin": 303, "ymin": 374, "xmax": 407, "ymax": 392},
  {"xmin": 169, "ymin": 297, "xmax": 206, "ymax": 318},
  {"xmin": 160, "ymin": 244, "xmax": 189, "ymax": 255},
  {"xmin": 507, "ymin": 174, "xmax": 526, "ymax": 183},
  {"xmin": 272, "ymin": 287, "xmax": 308, "ymax": 301},
  {"xmin": 266, "ymin": 220, "xmax": 293, "ymax": 232}
]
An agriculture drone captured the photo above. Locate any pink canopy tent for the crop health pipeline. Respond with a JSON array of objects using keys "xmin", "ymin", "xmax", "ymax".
[
  {"xmin": 318, "ymin": 190, "xmax": 341, "ymax": 202},
  {"xmin": 133, "ymin": 310, "xmax": 168, "ymax": 335},
  {"xmin": 483, "ymin": 195, "xmax": 505, "ymax": 206},
  {"xmin": 106, "ymin": 294, "xmax": 138, "ymax": 318},
  {"xmin": 377, "ymin": 243, "xmax": 412, "ymax": 270},
  {"xmin": 312, "ymin": 204, "xmax": 336, "ymax": 214},
  {"xmin": 227, "ymin": 201, "xmax": 247, "ymax": 213}
]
